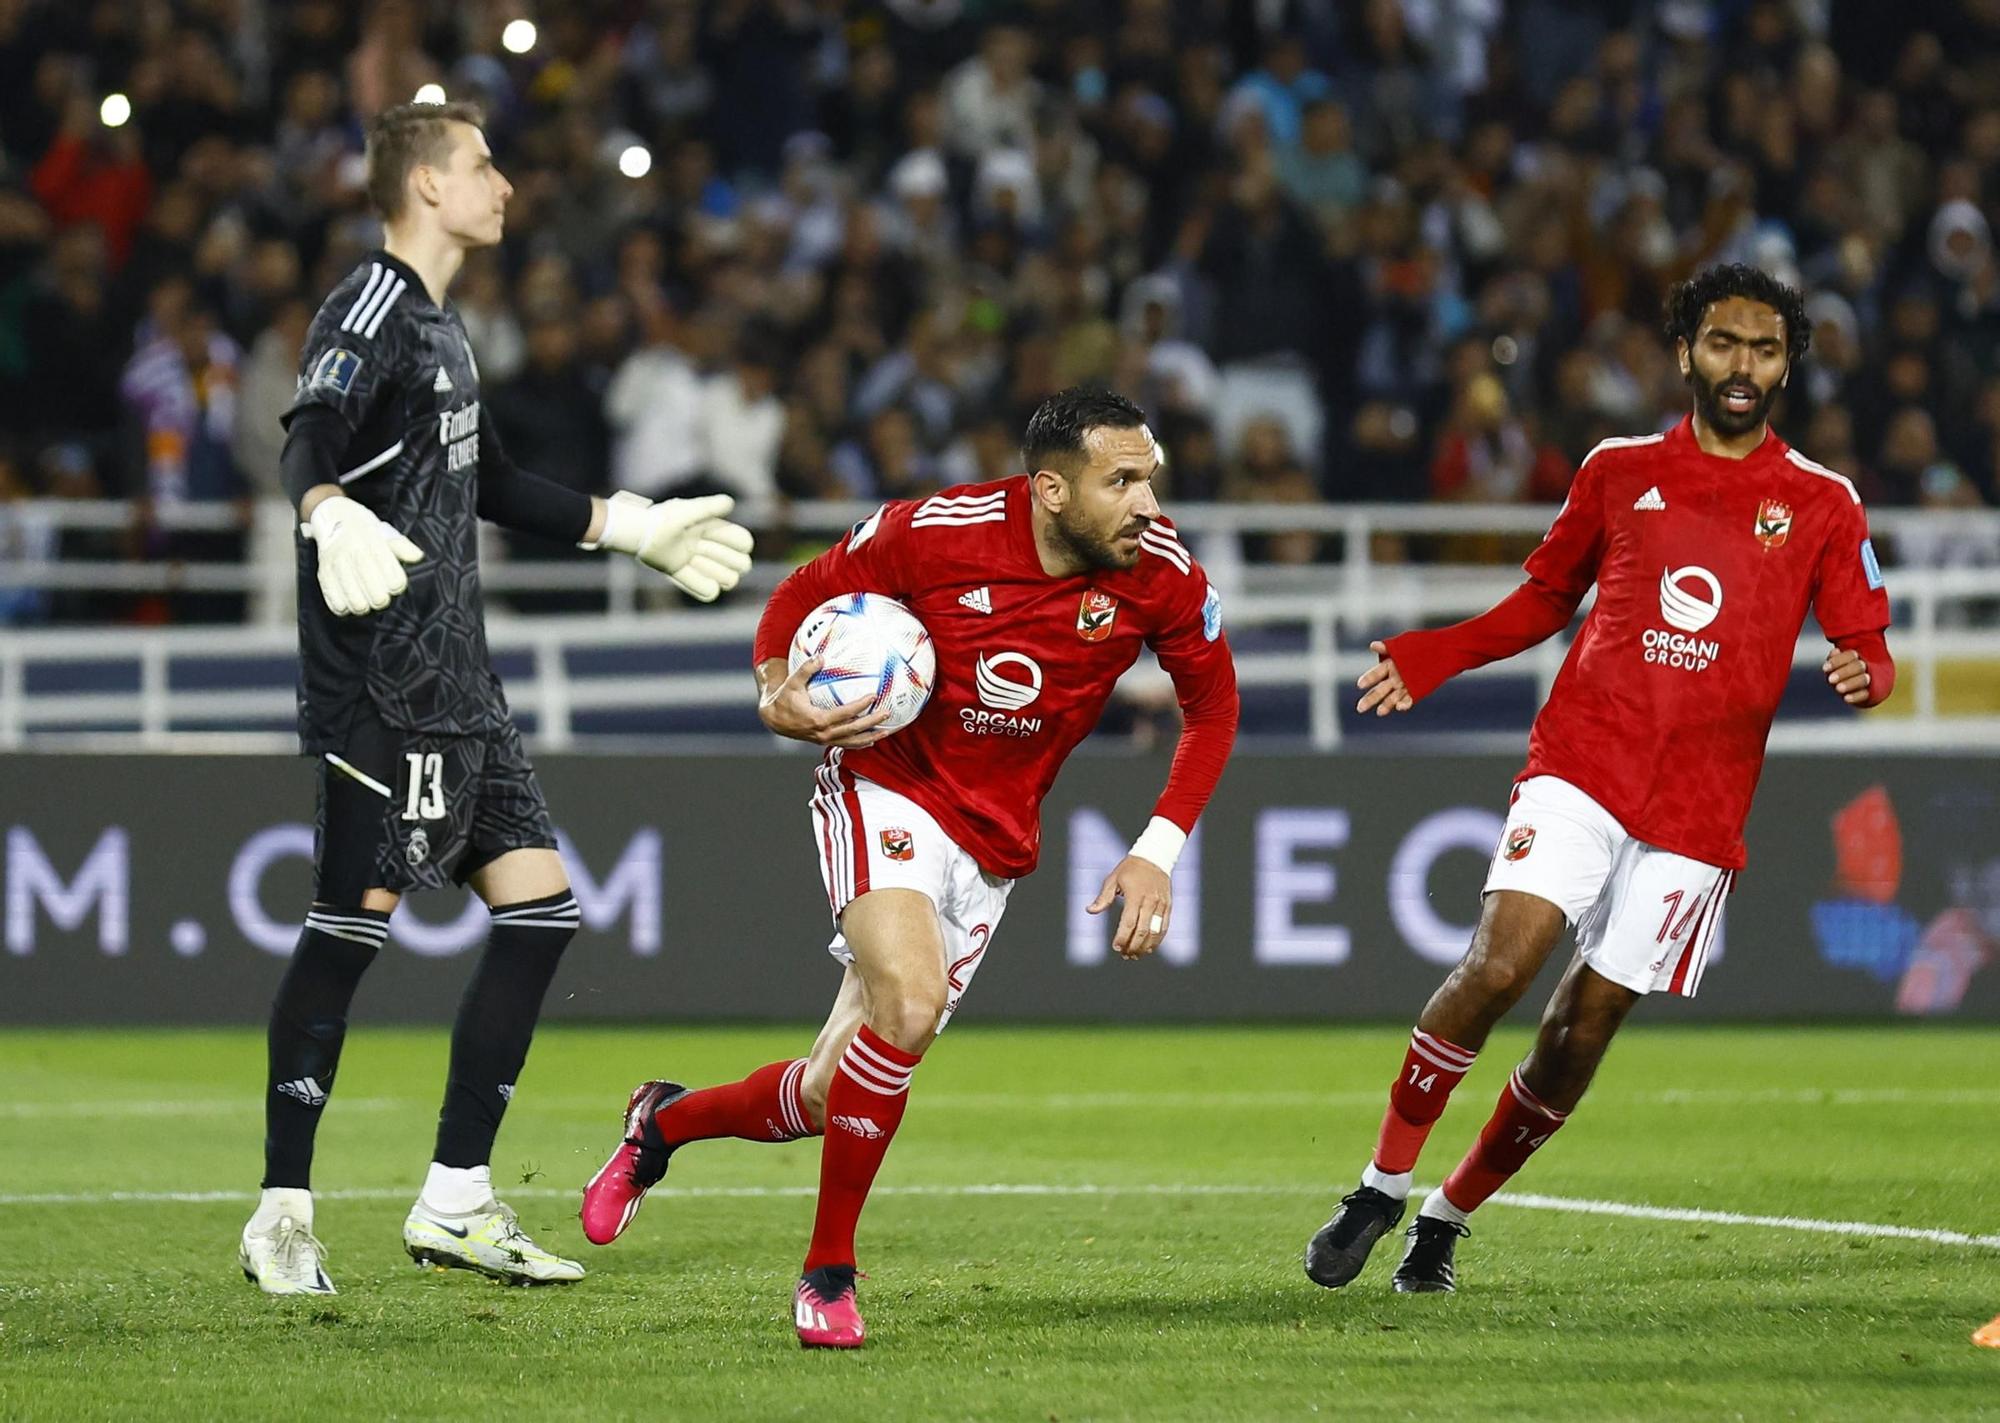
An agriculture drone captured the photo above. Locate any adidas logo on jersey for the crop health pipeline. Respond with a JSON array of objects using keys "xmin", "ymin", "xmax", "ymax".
[
  {"xmin": 831, "ymin": 1115, "xmax": 885, "ymax": 1139},
  {"xmin": 958, "ymin": 587, "xmax": 993, "ymax": 614},
  {"xmin": 277, "ymin": 1076, "xmax": 329, "ymax": 1108},
  {"xmin": 433, "ymin": 367, "xmax": 453, "ymax": 393},
  {"xmin": 1633, "ymin": 486, "xmax": 1667, "ymax": 511}
]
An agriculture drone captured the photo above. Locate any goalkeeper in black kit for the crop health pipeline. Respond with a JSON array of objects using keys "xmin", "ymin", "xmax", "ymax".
[{"xmin": 239, "ymin": 100, "xmax": 754, "ymax": 1295}]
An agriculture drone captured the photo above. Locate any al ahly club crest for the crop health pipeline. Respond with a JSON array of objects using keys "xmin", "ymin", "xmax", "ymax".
[
  {"xmin": 1754, "ymin": 498, "xmax": 1793, "ymax": 550},
  {"xmin": 1077, "ymin": 589, "xmax": 1118, "ymax": 642},
  {"xmin": 1503, "ymin": 825, "xmax": 1536, "ymax": 862},
  {"xmin": 879, "ymin": 827, "xmax": 914, "ymax": 862}
]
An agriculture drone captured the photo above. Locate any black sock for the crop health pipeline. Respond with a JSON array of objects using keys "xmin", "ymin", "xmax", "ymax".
[
  {"xmin": 432, "ymin": 890, "xmax": 579, "ymax": 1168},
  {"xmin": 262, "ymin": 908, "xmax": 388, "ymax": 1189}
]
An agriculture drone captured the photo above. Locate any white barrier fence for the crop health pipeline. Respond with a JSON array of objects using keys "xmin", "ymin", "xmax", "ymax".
[{"xmin": 1, "ymin": 501, "xmax": 1996, "ymax": 751}]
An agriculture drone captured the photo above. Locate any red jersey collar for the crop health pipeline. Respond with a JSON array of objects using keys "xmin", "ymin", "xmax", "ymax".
[{"xmin": 1666, "ymin": 413, "xmax": 1790, "ymax": 469}]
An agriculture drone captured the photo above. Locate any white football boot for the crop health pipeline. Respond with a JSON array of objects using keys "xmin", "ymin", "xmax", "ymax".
[
  {"xmin": 240, "ymin": 1195, "xmax": 336, "ymax": 1296},
  {"xmin": 403, "ymin": 1199, "xmax": 585, "ymax": 1285}
]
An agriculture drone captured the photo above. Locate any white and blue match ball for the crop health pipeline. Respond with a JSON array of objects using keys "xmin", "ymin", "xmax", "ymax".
[{"xmin": 788, "ymin": 592, "xmax": 936, "ymax": 734}]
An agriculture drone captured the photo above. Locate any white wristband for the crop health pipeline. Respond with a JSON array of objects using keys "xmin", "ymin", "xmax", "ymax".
[
  {"xmin": 1128, "ymin": 816, "xmax": 1188, "ymax": 874},
  {"xmin": 581, "ymin": 491, "xmax": 650, "ymax": 552}
]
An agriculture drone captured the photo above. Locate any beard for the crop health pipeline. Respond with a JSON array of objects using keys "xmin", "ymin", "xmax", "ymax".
[
  {"xmin": 1689, "ymin": 365, "xmax": 1779, "ymax": 437},
  {"xmin": 1051, "ymin": 507, "xmax": 1147, "ymax": 572}
]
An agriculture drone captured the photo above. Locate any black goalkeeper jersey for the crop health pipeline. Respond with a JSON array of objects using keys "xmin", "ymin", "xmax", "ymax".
[{"xmin": 285, "ymin": 251, "xmax": 509, "ymax": 751}]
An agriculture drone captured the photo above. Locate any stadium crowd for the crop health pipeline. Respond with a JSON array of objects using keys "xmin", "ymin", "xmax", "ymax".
[{"xmin": 2, "ymin": 0, "xmax": 1999, "ymax": 623}]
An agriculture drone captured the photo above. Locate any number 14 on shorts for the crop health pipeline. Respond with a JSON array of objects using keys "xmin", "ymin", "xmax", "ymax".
[{"xmin": 402, "ymin": 752, "xmax": 446, "ymax": 821}]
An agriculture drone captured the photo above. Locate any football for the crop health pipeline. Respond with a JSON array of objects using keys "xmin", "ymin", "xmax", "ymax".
[{"xmin": 788, "ymin": 592, "xmax": 937, "ymax": 733}]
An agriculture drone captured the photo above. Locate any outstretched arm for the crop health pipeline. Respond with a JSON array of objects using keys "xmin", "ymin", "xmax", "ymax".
[{"xmin": 1370, "ymin": 460, "xmax": 1607, "ymax": 710}]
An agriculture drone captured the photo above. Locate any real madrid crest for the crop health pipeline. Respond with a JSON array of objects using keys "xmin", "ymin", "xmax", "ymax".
[{"xmin": 1754, "ymin": 497, "xmax": 1792, "ymax": 550}]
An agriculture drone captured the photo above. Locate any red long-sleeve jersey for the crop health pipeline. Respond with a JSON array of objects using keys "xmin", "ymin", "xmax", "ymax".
[
  {"xmin": 755, "ymin": 477, "xmax": 1240, "ymax": 879},
  {"xmin": 1386, "ymin": 417, "xmax": 1894, "ymax": 869}
]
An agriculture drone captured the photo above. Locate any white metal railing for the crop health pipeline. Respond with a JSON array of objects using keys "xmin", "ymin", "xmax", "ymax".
[
  {"xmin": 5, "ymin": 498, "xmax": 1999, "ymax": 619},
  {"xmin": 1, "ymin": 569, "xmax": 1995, "ymax": 752}
]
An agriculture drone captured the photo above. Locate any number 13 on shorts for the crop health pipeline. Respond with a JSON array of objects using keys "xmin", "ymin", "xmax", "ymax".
[{"xmin": 402, "ymin": 751, "xmax": 446, "ymax": 821}]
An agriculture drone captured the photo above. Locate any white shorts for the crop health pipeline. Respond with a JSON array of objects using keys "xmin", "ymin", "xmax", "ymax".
[
  {"xmin": 1484, "ymin": 776, "xmax": 1734, "ymax": 998},
  {"xmin": 809, "ymin": 763, "xmax": 1014, "ymax": 1032}
]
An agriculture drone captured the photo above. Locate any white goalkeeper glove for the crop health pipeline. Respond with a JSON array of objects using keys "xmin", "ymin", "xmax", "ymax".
[
  {"xmin": 588, "ymin": 491, "xmax": 755, "ymax": 602},
  {"xmin": 301, "ymin": 495, "xmax": 425, "ymax": 616}
]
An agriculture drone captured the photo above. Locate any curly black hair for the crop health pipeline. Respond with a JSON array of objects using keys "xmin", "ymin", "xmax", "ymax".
[
  {"xmin": 1663, "ymin": 263, "xmax": 1812, "ymax": 362},
  {"xmin": 1021, "ymin": 387, "xmax": 1148, "ymax": 476}
]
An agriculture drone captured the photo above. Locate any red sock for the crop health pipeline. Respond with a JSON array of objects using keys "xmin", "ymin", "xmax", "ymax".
[
  {"xmin": 656, "ymin": 1058, "xmax": 816, "ymax": 1147},
  {"xmin": 1440, "ymin": 1066, "xmax": 1569, "ymax": 1213},
  {"xmin": 803, "ymin": 1026, "xmax": 920, "ymax": 1272},
  {"xmin": 1372, "ymin": 1028, "xmax": 1477, "ymax": 1175}
]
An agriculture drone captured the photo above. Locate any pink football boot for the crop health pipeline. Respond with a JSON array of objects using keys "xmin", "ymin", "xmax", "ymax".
[
  {"xmin": 794, "ymin": 1267, "xmax": 866, "ymax": 1348},
  {"xmin": 579, "ymin": 1080, "xmax": 685, "ymax": 1245}
]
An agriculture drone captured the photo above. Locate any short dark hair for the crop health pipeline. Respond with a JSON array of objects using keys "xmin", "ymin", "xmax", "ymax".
[
  {"xmin": 365, "ymin": 101, "xmax": 486, "ymax": 222},
  {"xmin": 1021, "ymin": 387, "xmax": 1148, "ymax": 476},
  {"xmin": 1664, "ymin": 263, "xmax": 1812, "ymax": 363}
]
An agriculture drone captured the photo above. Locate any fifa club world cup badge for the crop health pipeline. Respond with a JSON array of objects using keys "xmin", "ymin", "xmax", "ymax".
[
  {"xmin": 880, "ymin": 827, "xmax": 914, "ymax": 862},
  {"xmin": 1077, "ymin": 589, "xmax": 1118, "ymax": 642},
  {"xmin": 1754, "ymin": 498, "xmax": 1793, "ymax": 550},
  {"xmin": 1503, "ymin": 825, "xmax": 1536, "ymax": 862}
]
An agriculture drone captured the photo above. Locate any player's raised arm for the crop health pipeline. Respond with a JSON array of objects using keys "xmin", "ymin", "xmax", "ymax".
[
  {"xmin": 1812, "ymin": 496, "xmax": 1895, "ymax": 708},
  {"xmin": 1367, "ymin": 455, "xmax": 1610, "ymax": 711},
  {"xmin": 468, "ymin": 408, "xmax": 753, "ymax": 603}
]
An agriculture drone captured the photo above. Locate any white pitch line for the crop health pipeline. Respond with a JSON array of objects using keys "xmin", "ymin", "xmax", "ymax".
[
  {"xmin": 1481, "ymin": 1192, "xmax": 2000, "ymax": 1250},
  {"xmin": 0, "ymin": 1181, "xmax": 1992, "ymax": 1251}
]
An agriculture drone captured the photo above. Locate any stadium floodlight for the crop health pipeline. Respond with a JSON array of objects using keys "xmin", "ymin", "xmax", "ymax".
[
  {"xmin": 618, "ymin": 144, "xmax": 652, "ymax": 179},
  {"xmin": 413, "ymin": 83, "xmax": 448, "ymax": 105},
  {"xmin": 100, "ymin": 93, "xmax": 131, "ymax": 127},
  {"xmin": 502, "ymin": 19, "xmax": 537, "ymax": 53}
]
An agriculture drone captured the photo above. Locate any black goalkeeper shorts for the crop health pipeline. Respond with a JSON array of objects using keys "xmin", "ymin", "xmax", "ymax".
[{"xmin": 313, "ymin": 701, "xmax": 557, "ymax": 902}]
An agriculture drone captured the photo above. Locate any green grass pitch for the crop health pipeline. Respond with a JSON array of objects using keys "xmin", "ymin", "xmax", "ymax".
[{"xmin": 2, "ymin": 1024, "xmax": 1996, "ymax": 1420}]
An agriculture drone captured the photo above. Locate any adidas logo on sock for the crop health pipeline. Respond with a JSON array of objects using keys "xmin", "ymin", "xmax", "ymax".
[
  {"xmin": 1633, "ymin": 486, "xmax": 1666, "ymax": 511},
  {"xmin": 831, "ymin": 1114, "xmax": 884, "ymax": 1139},
  {"xmin": 433, "ymin": 367, "xmax": 453, "ymax": 393},
  {"xmin": 957, "ymin": 586, "xmax": 992, "ymax": 615},
  {"xmin": 277, "ymin": 1077, "xmax": 328, "ymax": 1108}
]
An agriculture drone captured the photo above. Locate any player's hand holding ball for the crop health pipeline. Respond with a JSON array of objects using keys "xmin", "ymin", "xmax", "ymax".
[
  {"xmin": 760, "ymin": 592, "xmax": 935, "ymax": 748},
  {"xmin": 598, "ymin": 491, "xmax": 755, "ymax": 602},
  {"xmin": 303, "ymin": 494, "xmax": 425, "ymax": 616},
  {"xmin": 757, "ymin": 657, "xmax": 894, "ymax": 748}
]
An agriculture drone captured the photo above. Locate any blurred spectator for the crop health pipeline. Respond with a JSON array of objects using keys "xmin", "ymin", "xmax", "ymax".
[
  {"xmin": 232, "ymin": 297, "xmax": 312, "ymax": 500},
  {"xmin": 1431, "ymin": 373, "xmax": 1571, "ymax": 503},
  {"xmin": 30, "ymin": 89, "xmax": 153, "ymax": 266},
  {"xmin": 1278, "ymin": 99, "xmax": 1368, "ymax": 235},
  {"xmin": 1225, "ymin": 35, "xmax": 1332, "ymax": 151},
  {"xmin": 0, "ymin": 0, "xmax": 1996, "ymax": 631},
  {"xmin": 1225, "ymin": 415, "xmax": 1324, "ymax": 565},
  {"xmin": 118, "ymin": 281, "xmax": 246, "ymax": 622},
  {"xmin": 0, "ymin": 447, "xmax": 55, "ymax": 625},
  {"xmin": 943, "ymin": 25, "xmax": 1041, "ymax": 159},
  {"xmin": 606, "ymin": 295, "xmax": 707, "ymax": 500},
  {"xmin": 492, "ymin": 314, "xmax": 612, "ymax": 613},
  {"xmin": 698, "ymin": 326, "xmax": 785, "ymax": 505},
  {"xmin": 831, "ymin": 404, "xmax": 942, "ymax": 499}
]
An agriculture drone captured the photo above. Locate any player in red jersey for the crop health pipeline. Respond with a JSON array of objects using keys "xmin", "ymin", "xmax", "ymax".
[
  {"xmin": 579, "ymin": 388, "xmax": 1239, "ymax": 1345},
  {"xmin": 1304, "ymin": 264, "xmax": 1896, "ymax": 1294}
]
